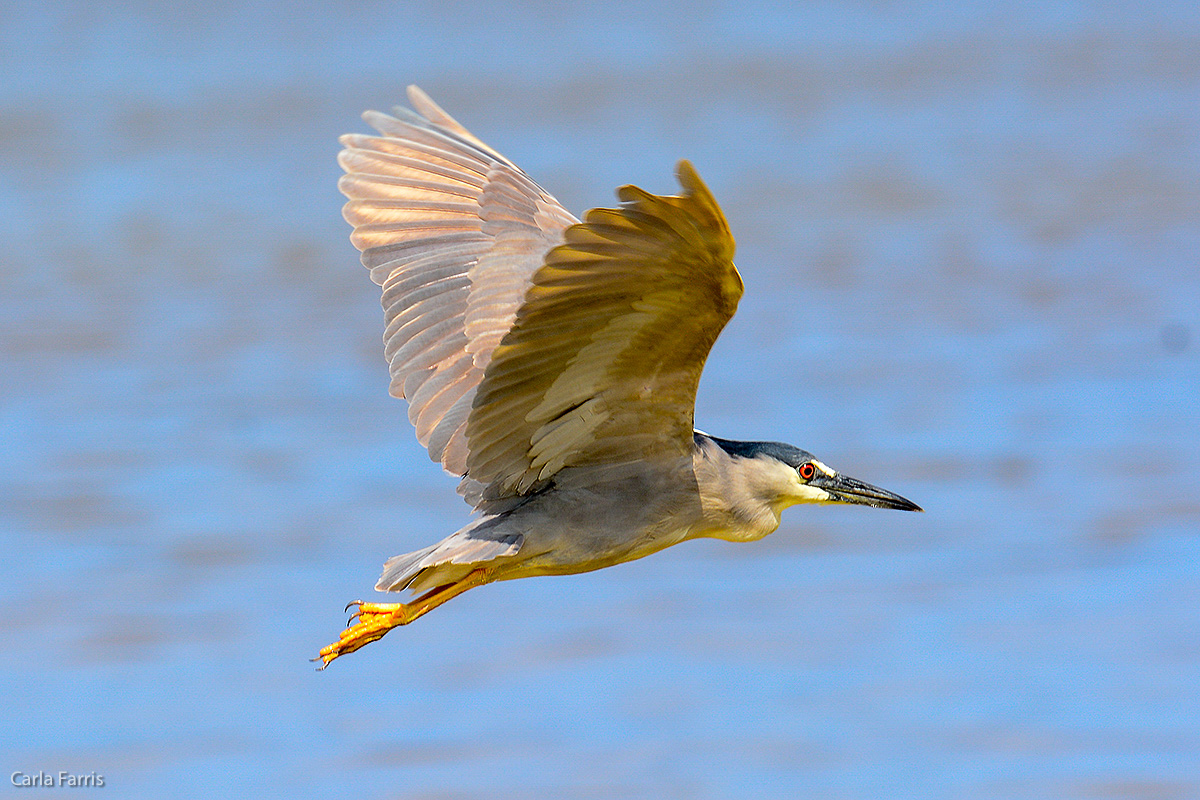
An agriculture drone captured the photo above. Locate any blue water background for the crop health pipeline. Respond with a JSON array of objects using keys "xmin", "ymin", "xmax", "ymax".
[{"xmin": 2, "ymin": 2, "xmax": 1198, "ymax": 797}]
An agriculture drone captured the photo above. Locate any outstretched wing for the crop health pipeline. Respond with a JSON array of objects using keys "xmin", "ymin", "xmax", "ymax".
[
  {"xmin": 339, "ymin": 86, "xmax": 576, "ymax": 477},
  {"xmin": 466, "ymin": 161, "xmax": 743, "ymax": 497}
]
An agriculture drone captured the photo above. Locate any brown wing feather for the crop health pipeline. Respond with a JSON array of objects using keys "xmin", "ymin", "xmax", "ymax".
[{"xmin": 465, "ymin": 161, "xmax": 742, "ymax": 496}]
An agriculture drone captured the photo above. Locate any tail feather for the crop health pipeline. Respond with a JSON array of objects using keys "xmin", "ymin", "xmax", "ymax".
[
  {"xmin": 375, "ymin": 524, "xmax": 523, "ymax": 593},
  {"xmin": 375, "ymin": 544, "xmax": 440, "ymax": 592}
]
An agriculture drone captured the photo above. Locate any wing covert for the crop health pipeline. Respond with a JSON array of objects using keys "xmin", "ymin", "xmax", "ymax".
[{"xmin": 465, "ymin": 161, "xmax": 742, "ymax": 496}]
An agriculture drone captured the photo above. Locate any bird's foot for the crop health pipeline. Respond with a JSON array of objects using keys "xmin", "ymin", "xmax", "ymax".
[
  {"xmin": 314, "ymin": 569, "xmax": 491, "ymax": 670},
  {"xmin": 314, "ymin": 601, "xmax": 409, "ymax": 670}
]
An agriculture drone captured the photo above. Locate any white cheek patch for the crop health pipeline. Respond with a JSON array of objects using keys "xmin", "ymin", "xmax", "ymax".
[
  {"xmin": 792, "ymin": 482, "xmax": 833, "ymax": 503},
  {"xmin": 785, "ymin": 473, "xmax": 834, "ymax": 505}
]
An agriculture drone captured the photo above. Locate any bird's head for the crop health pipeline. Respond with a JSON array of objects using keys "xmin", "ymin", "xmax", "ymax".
[{"xmin": 708, "ymin": 436, "xmax": 923, "ymax": 513}]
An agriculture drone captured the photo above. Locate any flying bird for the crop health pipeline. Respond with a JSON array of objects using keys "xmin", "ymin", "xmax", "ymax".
[{"xmin": 317, "ymin": 86, "xmax": 921, "ymax": 668}]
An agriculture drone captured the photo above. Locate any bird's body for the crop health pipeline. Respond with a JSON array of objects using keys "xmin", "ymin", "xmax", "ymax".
[
  {"xmin": 378, "ymin": 434, "xmax": 810, "ymax": 595},
  {"xmin": 317, "ymin": 87, "xmax": 920, "ymax": 668}
]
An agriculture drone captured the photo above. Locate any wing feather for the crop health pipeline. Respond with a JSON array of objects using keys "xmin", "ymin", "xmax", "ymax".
[
  {"xmin": 339, "ymin": 86, "xmax": 575, "ymax": 480},
  {"xmin": 464, "ymin": 161, "xmax": 742, "ymax": 496},
  {"xmin": 339, "ymin": 90, "xmax": 740, "ymax": 507}
]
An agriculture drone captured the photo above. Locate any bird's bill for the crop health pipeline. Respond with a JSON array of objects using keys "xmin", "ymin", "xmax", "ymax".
[{"xmin": 812, "ymin": 472, "xmax": 923, "ymax": 512}]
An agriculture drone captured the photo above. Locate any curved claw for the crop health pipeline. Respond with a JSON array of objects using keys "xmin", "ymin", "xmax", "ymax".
[
  {"xmin": 316, "ymin": 569, "xmax": 491, "ymax": 670},
  {"xmin": 344, "ymin": 599, "xmax": 364, "ymax": 613},
  {"xmin": 315, "ymin": 602, "xmax": 406, "ymax": 670}
]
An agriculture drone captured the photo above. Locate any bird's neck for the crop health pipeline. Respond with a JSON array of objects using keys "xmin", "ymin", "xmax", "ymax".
[{"xmin": 690, "ymin": 433, "xmax": 786, "ymax": 543}]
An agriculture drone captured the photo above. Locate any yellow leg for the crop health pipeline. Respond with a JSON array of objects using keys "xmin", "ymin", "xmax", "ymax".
[{"xmin": 314, "ymin": 568, "xmax": 490, "ymax": 669}]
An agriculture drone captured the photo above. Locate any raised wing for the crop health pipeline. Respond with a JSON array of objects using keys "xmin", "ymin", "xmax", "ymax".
[
  {"xmin": 339, "ymin": 86, "xmax": 576, "ymax": 476},
  {"xmin": 466, "ymin": 161, "xmax": 743, "ymax": 497}
]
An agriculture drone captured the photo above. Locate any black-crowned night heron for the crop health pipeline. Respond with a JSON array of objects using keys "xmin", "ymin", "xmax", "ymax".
[{"xmin": 316, "ymin": 86, "xmax": 921, "ymax": 668}]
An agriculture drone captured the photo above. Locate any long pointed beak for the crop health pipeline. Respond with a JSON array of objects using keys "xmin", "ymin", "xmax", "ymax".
[{"xmin": 811, "ymin": 472, "xmax": 923, "ymax": 512}]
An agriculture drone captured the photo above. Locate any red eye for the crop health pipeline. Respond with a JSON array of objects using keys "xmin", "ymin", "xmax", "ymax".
[{"xmin": 799, "ymin": 463, "xmax": 815, "ymax": 481}]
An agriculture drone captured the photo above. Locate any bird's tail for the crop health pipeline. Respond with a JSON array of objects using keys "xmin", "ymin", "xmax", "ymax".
[{"xmin": 375, "ymin": 521, "xmax": 523, "ymax": 594}]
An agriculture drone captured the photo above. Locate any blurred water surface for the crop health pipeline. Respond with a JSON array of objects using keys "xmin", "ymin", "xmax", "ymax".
[{"xmin": 2, "ymin": 2, "xmax": 1198, "ymax": 798}]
